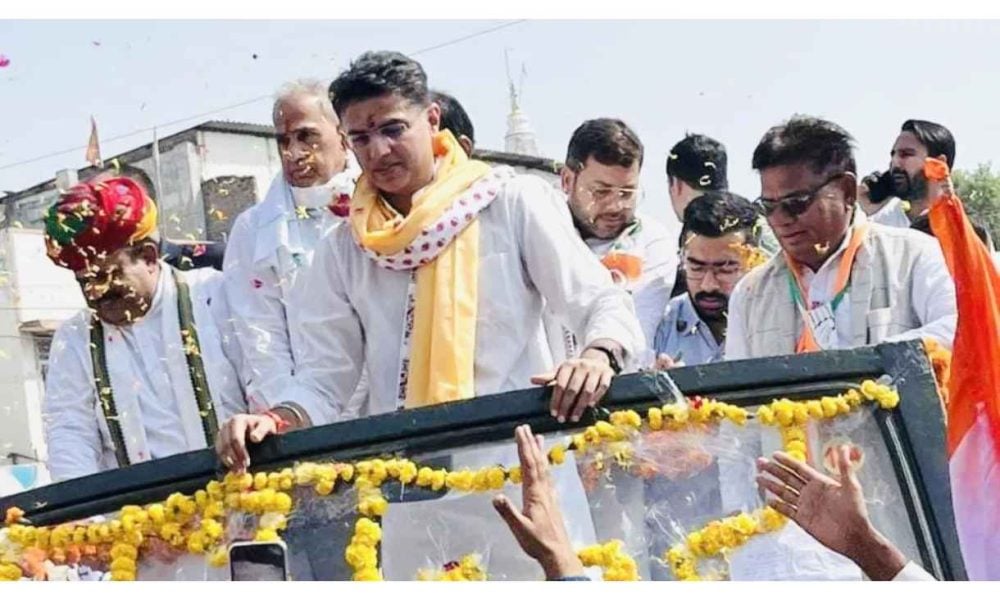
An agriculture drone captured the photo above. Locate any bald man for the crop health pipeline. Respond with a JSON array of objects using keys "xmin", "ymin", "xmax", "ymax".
[{"xmin": 223, "ymin": 79, "xmax": 361, "ymax": 411}]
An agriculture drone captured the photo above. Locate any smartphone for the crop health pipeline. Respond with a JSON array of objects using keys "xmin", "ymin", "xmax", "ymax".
[
  {"xmin": 229, "ymin": 540, "xmax": 289, "ymax": 581},
  {"xmin": 861, "ymin": 170, "xmax": 895, "ymax": 205}
]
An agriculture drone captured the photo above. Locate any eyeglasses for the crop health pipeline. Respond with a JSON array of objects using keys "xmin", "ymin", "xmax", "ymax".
[
  {"xmin": 683, "ymin": 257, "xmax": 744, "ymax": 283},
  {"xmin": 754, "ymin": 172, "xmax": 850, "ymax": 218},
  {"xmin": 577, "ymin": 184, "xmax": 643, "ymax": 206}
]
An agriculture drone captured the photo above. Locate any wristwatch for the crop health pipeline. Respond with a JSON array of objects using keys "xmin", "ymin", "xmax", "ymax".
[{"xmin": 586, "ymin": 345, "xmax": 623, "ymax": 374}]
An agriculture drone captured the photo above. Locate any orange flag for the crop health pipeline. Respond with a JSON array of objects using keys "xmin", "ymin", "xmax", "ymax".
[
  {"xmin": 85, "ymin": 115, "xmax": 102, "ymax": 168},
  {"xmin": 925, "ymin": 157, "xmax": 1000, "ymax": 580}
]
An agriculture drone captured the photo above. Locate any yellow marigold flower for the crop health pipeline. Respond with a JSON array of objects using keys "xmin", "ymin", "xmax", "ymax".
[
  {"xmin": 805, "ymin": 401, "xmax": 823, "ymax": 419},
  {"xmin": 845, "ymin": 389, "xmax": 863, "ymax": 407},
  {"xmin": 788, "ymin": 449, "xmax": 806, "ymax": 462},
  {"xmin": 353, "ymin": 567, "xmax": 382, "ymax": 581},
  {"xmin": 756, "ymin": 405, "xmax": 775, "ymax": 425},
  {"xmin": 314, "ymin": 479, "xmax": 335, "ymax": 496},
  {"xmin": 110, "ymin": 543, "xmax": 138, "ymax": 561},
  {"xmin": 294, "ymin": 463, "xmax": 317, "ymax": 486},
  {"xmin": 782, "ymin": 426, "xmax": 806, "ymax": 443},
  {"xmin": 876, "ymin": 389, "xmax": 900, "ymax": 410},
  {"xmin": 110, "ymin": 556, "xmax": 137, "ymax": 573},
  {"xmin": 110, "ymin": 569, "xmax": 136, "ymax": 581},
  {"xmin": 785, "ymin": 440, "xmax": 807, "ymax": 455},
  {"xmin": 204, "ymin": 500, "xmax": 225, "ymax": 521},
  {"xmin": 430, "ymin": 470, "xmax": 446, "ymax": 491},
  {"xmin": 370, "ymin": 460, "xmax": 388, "ymax": 485},
  {"xmin": 226, "ymin": 493, "xmax": 242, "ymax": 510},
  {"xmin": 758, "ymin": 507, "xmax": 787, "ymax": 532},
  {"xmin": 398, "ymin": 461, "xmax": 418, "ymax": 485},
  {"xmin": 148, "ymin": 503, "xmax": 166, "ymax": 525},
  {"xmin": 206, "ymin": 480, "xmax": 223, "ymax": 499},
  {"xmin": 208, "ymin": 546, "xmax": 229, "ymax": 568},
  {"xmin": 339, "ymin": 464, "xmax": 355, "ymax": 482},
  {"xmin": 820, "ymin": 397, "xmax": 838, "ymax": 418},
  {"xmin": 774, "ymin": 401, "xmax": 794, "ymax": 427},
  {"xmin": 834, "ymin": 396, "xmax": 851, "ymax": 415},
  {"xmin": 648, "ymin": 407, "xmax": 663, "ymax": 430},
  {"xmin": 860, "ymin": 379, "xmax": 880, "ymax": 400},
  {"xmin": 686, "ymin": 531, "xmax": 704, "ymax": 556},
  {"xmin": 724, "ymin": 405, "xmax": 749, "ymax": 425},
  {"xmin": 345, "ymin": 543, "xmax": 378, "ymax": 570},
  {"xmin": 354, "ymin": 518, "xmax": 382, "ymax": 543},
  {"xmin": 271, "ymin": 492, "xmax": 293, "ymax": 514},
  {"xmin": 577, "ymin": 545, "xmax": 603, "ymax": 566},
  {"xmin": 508, "ymin": 466, "xmax": 522, "ymax": 484},
  {"xmin": 253, "ymin": 472, "xmax": 269, "ymax": 491},
  {"xmin": 732, "ymin": 513, "xmax": 756, "ymax": 536},
  {"xmin": 571, "ymin": 433, "xmax": 588, "ymax": 453},
  {"xmin": 486, "ymin": 467, "xmax": 506, "ymax": 489},
  {"xmin": 254, "ymin": 528, "xmax": 279, "ymax": 542},
  {"xmin": 416, "ymin": 467, "xmax": 434, "ymax": 487},
  {"xmin": 792, "ymin": 403, "xmax": 809, "ymax": 425},
  {"xmin": 548, "ymin": 444, "xmax": 567, "ymax": 466},
  {"xmin": 0, "ymin": 563, "xmax": 23, "ymax": 581},
  {"xmin": 670, "ymin": 406, "xmax": 689, "ymax": 425},
  {"xmin": 241, "ymin": 492, "xmax": 261, "ymax": 513},
  {"xmin": 595, "ymin": 420, "xmax": 619, "ymax": 440},
  {"xmin": 71, "ymin": 527, "xmax": 87, "ymax": 545},
  {"xmin": 178, "ymin": 498, "xmax": 198, "ymax": 518},
  {"xmin": 201, "ymin": 518, "xmax": 224, "ymax": 540},
  {"xmin": 4, "ymin": 507, "xmax": 25, "ymax": 526},
  {"xmin": 187, "ymin": 532, "xmax": 207, "ymax": 554}
]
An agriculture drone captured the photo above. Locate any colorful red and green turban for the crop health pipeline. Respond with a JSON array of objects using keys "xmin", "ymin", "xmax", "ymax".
[{"xmin": 43, "ymin": 176, "xmax": 158, "ymax": 272}]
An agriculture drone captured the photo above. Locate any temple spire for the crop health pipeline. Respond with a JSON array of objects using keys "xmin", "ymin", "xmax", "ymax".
[{"xmin": 503, "ymin": 50, "xmax": 539, "ymax": 156}]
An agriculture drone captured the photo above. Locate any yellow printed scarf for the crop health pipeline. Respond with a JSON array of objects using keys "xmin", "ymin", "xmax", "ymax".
[{"xmin": 350, "ymin": 130, "xmax": 492, "ymax": 408}]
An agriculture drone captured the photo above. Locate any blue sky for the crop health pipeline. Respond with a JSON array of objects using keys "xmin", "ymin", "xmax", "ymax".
[{"xmin": 1, "ymin": 20, "xmax": 998, "ymax": 228}]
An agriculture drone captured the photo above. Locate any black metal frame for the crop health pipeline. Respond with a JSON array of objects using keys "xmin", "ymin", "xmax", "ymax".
[{"xmin": 1, "ymin": 340, "xmax": 965, "ymax": 580}]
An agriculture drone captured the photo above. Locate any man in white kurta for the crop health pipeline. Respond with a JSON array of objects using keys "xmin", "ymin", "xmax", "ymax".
[
  {"xmin": 42, "ymin": 176, "xmax": 245, "ymax": 481},
  {"xmin": 217, "ymin": 51, "xmax": 643, "ymax": 469},
  {"xmin": 552, "ymin": 118, "xmax": 676, "ymax": 359},
  {"xmin": 224, "ymin": 80, "xmax": 360, "ymax": 409}
]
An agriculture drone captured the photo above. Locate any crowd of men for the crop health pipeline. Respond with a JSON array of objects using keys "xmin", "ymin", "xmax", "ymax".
[{"xmin": 34, "ymin": 49, "xmax": 997, "ymax": 580}]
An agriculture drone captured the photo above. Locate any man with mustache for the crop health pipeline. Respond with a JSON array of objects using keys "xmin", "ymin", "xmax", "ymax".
[
  {"xmin": 557, "ymin": 118, "xmax": 677, "ymax": 355},
  {"xmin": 862, "ymin": 119, "xmax": 956, "ymax": 228},
  {"xmin": 725, "ymin": 116, "xmax": 957, "ymax": 359},
  {"xmin": 217, "ymin": 52, "xmax": 642, "ymax": 469},
  {"xmin": 223, "ymin": 79, "xmax": 361, "ymax": 410},
  {"xmin": 42, "ymin": 176, "xmax": 246, "ymax": 480},
  {"xmin": 653, "ymin": 191, "xmax": 760, "ymax": 366}
]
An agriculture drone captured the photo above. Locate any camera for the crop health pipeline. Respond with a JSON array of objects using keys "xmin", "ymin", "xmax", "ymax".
[{"xmin": 861, "ymin": 170, "xmax": 895, "ymax": 205}]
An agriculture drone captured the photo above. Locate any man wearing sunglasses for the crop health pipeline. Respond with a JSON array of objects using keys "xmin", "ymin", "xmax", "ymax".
[
  {"xmin": 216, "ymin": 51, "xmax": 643, "ymax": 470},
  {"xmin": 653, "ymin": 191, "xmax": 761, "ymax": 366},
  {"xmin": 556, "ymin": 118, "xmax": 677, "ymax": 355},
  {"xmin": 725, "ymin": 116, "xmax": 956, "ymax": 360}
]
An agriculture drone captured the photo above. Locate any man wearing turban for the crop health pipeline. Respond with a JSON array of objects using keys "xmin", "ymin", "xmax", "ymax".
[{"xmin": 42, "ymin": 175, "xmax": 246, "ymax": 481}]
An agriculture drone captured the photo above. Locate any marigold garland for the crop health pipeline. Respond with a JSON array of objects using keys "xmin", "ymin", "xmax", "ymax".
[
  {"xmin": 0, "ymin": 380, "xmax": 899, "ymax": 582},
  {"xmin": 578, "ymin": 539, "xmax": 639, "ymax": 581}
]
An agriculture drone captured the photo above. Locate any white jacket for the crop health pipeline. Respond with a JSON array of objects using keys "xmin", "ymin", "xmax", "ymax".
[{"xmin": 43, "ymin": 265, "xmax": 246, "ymax": 481}]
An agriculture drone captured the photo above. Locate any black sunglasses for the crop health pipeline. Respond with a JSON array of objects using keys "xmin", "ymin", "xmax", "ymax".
[{"xmin": 754, "ymin": 172, "xmax": 850, "ymax": 217}]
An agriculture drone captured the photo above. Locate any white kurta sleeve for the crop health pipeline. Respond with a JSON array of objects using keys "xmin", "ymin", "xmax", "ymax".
[
  {"xmin": 222, "ymin": 213, "xmax": 295, "ymax": 410},
  {"xmin": 723, "ymin": 275, "xmax": 752, "ymax": 360},
  {"xmin": 884, "ymin": 239, "xmax": 958, "ymax": 350},
  {"xmin": 511, "ymin": 176, "xmax": 644, "ymax": 363},
  {"xmin": 280, "ymin": 232, "xmax": 365, "ymax": 426},
  {"xmin": 43, "ymin": 318, "xmax": 104, "ymax": 482},
  {"xmin": 631, "ymin": 225, "xmax": 677, "ymax": 350}
]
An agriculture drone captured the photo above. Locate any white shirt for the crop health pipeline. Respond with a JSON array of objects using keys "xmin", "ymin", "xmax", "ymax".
[
  {"xmin": 282, "ymin": 171, "xmax": 644, "ymax": 424},
  {"xmin": 223, "ymin": 160, "xmax": 359, "ymax": 409},
  {"xmin": 583, "ymin": 212, "xmax": 678, "ymax": 347},
  {"xmin": 869, "ymin": 197, "xmax": 912, "ymax": 228},
  {"xmin": 44, "ymin": 265, "xmax": 245, "ymax": 481},
  {"xmin": 725, "ymin": 217, "xmax": 957, "ymax": 360}
]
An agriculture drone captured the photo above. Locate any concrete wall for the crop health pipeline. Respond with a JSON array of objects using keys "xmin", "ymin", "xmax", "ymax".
[
  {"xmin": 0, "ymin": 229, "xmax": 83, "ymax": 467},
  {"xmin": 199, "ymin": 130, "xmax": 282, "ymax": 206}
]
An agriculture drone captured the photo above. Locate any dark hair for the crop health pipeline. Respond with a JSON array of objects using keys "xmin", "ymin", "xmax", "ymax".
[
  {"xmin": 329, "ymin": 51, "xmax": 430, "ymax": 117},
  {"xmin": 666, "ymin": 133, "xmax": 728, "ymax": 191},
  {"xmin": 901, "ymin": 119, "xmax": 956, "ymax": 169},
  {"xmin": 752, "ymin": 115, "xmax": 856, "ymax": 177},
  {"xmin": 910, "ymin": 213, "xmax": 989, "ymax": 246},
  {"xmin": 680, "ymin": 191, "xmax": 761, "ymax": 246},
  {"xmin": 432, "ymin": 90, "xmax": 475, "ymax": 147},
  {"xmin": 565, "ymin": 118, "xmax": 643, "ymax": 172}
]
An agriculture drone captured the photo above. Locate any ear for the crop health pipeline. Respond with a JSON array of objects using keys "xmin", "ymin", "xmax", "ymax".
[
  {"xmin": 426, "ymin": 102, "xmax": 441, "ymax": 134},
  {"xmin": 841, "ymin": 172, "xmax": 858, "ymax": 209},
  {"xmin": 139, "ymin": 242, "xmax": 160, "ymax": 267},
  {"xmin": 560, "ymin": 167, "xmax": 575, "ymax": 196},
  {"xmin": 458, "ymin": 136, "xmax": 474, "ymax": 157}
]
